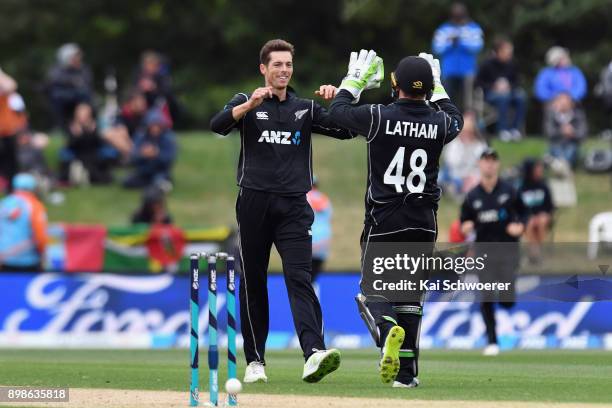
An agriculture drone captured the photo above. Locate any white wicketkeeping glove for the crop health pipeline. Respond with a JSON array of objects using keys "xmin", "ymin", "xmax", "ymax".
[
  {"xmin": 340, "ymin": 49, "xmax": 384, "ymax": 103},
  {"xmin": 418, "ymin": 52, "xmax": 449, "ymax": 102}
]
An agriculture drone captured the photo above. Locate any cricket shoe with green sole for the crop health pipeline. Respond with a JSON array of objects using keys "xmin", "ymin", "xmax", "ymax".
[
  {"xmin": 380, "ymin": 325, "xmax": 405, "ymax": 384},
  {"xmin": 302, "ymin": 349, "xmax": 341, "ymax": 383}
]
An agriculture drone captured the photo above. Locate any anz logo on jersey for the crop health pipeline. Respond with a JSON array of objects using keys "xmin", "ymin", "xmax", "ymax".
[
  {"xmin": 477, "ymin": 209, "xmax": 499, "ymax": 223},
  {"xmin": 258, "ymin": 130, "xmax": 302, "ymax": 145},
  {"xmin": 477, "ymin": 208, "xmax": 508, "ymax": 223}
]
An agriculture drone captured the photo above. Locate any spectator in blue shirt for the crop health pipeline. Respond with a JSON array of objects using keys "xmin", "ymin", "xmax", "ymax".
[
  {"xmin": 534, "ymin": 47, "xmax": 587, "ymax": 103},
  {"xmin": 123, "ymin": 109, "xmax": 176, "ymax": 190},
  {"xmin": 432, "ymin": 2, "xmax": 484, "ymax": 111},
  {"xmin": 0, "ymin": 174, "xmax": 48, "ymax": 272}
]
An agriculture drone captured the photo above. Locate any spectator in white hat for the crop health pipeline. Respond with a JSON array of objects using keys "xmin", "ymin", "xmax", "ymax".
[
  {"xmin": 46, "ymin": 43, "xmax": 93, "ymax": 128},
  {"xmin": 534, "ymin": 46, "xmax": 587, "ymax": 103}
]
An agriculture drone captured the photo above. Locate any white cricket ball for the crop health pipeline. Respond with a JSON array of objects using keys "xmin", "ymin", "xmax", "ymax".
[{"xmin": 225, "ymin": 378, "xmax": 242, "ymax": 395}]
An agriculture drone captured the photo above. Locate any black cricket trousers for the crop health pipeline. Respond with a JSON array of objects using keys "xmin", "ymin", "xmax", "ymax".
[
  {"xmin": 360, "ymin": 206, "xmax": 437, "ymax": 382},
  {"xmin": 479, "ymin": 251, "xmax": 518, "ymax": 345},
  {"xmin": 236, "ymin": 187, "xmax": 325, "ymax": 364}
]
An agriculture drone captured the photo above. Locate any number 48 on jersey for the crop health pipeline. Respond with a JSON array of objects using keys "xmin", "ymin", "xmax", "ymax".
[{"xmin": 383, "ymin": 147, "xmax": 428, "ymax": 193}]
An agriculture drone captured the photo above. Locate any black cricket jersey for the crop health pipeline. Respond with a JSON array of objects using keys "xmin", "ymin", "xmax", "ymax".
[
  {"xmin": 460, "ymin": 180, "xmax": 526, "ymax": 242},
  {"xmin": 518, "ymin": 181, "xmax": 554, "ymax": 216},
  {"xmin": 210, "ymin": 89, "xmax": 354, "ymax": 194},
  {"xmin": 329, "ymin": 90, "xmax": 463, "ymax": 226}
]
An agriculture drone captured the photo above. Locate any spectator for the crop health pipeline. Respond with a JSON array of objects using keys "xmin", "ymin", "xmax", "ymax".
[
  {"xmin": 544, "ymin": 93, "xmax": 587, "ymax": 168},
  {"xmin": 134, "ymin": 51, "xmax": 178, "ymax": 124},
  {"xmin": 449, "ymin": 219, "xmax": 467, "ymax": 243},
  {"xmin": 518, "ymin": 159, "xmax": 554, "ymax": 264},
  {"xmin": 476, "ymin": 37, "xmax": 527, "ymax": 141},
  {"xmin": 131, "ymin": 185, "xmax": 173, "ymax": 225},
  {"xmin": 306, "ymin": 177, "xmax": 332, "ymax": 281},
  {"xmin": 0, "ymin": 68, "xmax": 27, "ymax": 192},
  {"xmin": 595, "ymin": 60, "xmax": 612, "ymax": 134},
  {"xmin": 103, "ymin": 89, "xmax": 149, "ymax": 161},
  {"xmin": 59, "ymin": 102, "xmax": 114, "ymax": 185},
  {"xmin": 123, "ymin": 109, "xmax": 176, "ymax": 190},
  {"xmin": 115, "ymin": 90, "xmax": 149, "ymax": 138},
  {"xmin": 534, "ymin": 47, "xmax": 587, "ymax": 103},
  {"xmin": 440, "ymin": 111, "xmax": 487, "ymax": 198},
  {"xmin": 432, "ymin": 2, "xmax": 483, "ymax": 111},
  {"xmin": 131, "ymin": 185, "xmax": 181, "ymax": 274},
  {"xmin": 17, "ymin": 130, "xmax": 51, "ymax": 180},
  {"xmin": 0, "ymin": 173, "xmax": 48, "ymax": 272},
  {"xmin": 46, "ymin": 43, "xmax": 93, "ymax": 128},
  {"xmin": 16, "ymin": 130, "xmax": 52, "ymax": 198}
]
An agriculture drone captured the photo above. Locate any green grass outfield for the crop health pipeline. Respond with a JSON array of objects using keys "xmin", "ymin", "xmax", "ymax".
[
  {"xmin": 0, "ymin": 349, "xmax": 611, "ymax": 404},
  {"xmin": 40, "ymin": 133, "xmax": 612, "ymax": 270}
]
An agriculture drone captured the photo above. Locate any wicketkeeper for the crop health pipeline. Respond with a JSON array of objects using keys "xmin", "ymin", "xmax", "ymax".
[{"xmin": 318, "ymin": 49, "xmax": 463, "ymax": 387}]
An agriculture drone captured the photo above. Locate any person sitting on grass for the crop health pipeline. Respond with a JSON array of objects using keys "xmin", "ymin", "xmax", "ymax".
[
  {"xmin": 544, "ymin": 92, "xmax": 587, "ymax": 168},
  {"xmin": 123, "ymin": 109, "xmax": 176, "ymax": 190},
  {"xmin": 59, "ymin": 102, "xmax": 115, "ymax": 185},
  {"xmin": 131, "ymin": 185, "xmax": 173, "ymax": 225},
  {"xmin": 534, "ymin": 46, "xmax": 587, "ymax": 104},
  {"xmin": 134, "ymin": 50, "xmax": 179, "ymax": 124},
  {"xmin": 440, "ymin": 111, "xmax": 487, "ymax": 199},
  {"xmin": 103, "ymin": 89, "xmax": 149, "ymax": 162},
  {"xmin": 476, "ymin": 37, "xmax": 527, "ymax": 142}
]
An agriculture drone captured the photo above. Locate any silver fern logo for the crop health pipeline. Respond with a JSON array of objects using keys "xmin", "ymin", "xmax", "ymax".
[{"xmin": 294, "ymin": 109, "xmax": 309, "ymax": 121}]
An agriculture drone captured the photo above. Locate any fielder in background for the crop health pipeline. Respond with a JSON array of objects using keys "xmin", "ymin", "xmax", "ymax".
[
  {"xmin": 322, "ymin": 50, "xmax": 463, "ymax": 387},
  {"xmin": 0, "ymin": 173, "xmax": 48, "ymax": 272},
  {"xmin": 460, "ymin": 148, "xmax": 526, "ymax": 356},
  {"xmin": 306, "ymin": 176, "xmax": 332, "ymax": 281},
  {"xmin": 210, "ymin": 39, "xmax": 354, "ymax": 384}
]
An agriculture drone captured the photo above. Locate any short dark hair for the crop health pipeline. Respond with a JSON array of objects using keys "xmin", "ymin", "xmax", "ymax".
[
  {"xmin": 493, "ymin": 36, "xmax": 512, "ymax": 53},
  {"xmin": 123, "ymin": 87, "xmax": 145, "ymax": 103},
  {"xmin": 141, "ymin": 50, "xmax": 162, "ymax": 64},
  {"xmin": 260, "ymin": 39, "xmax": 295, "ymax": 65}
]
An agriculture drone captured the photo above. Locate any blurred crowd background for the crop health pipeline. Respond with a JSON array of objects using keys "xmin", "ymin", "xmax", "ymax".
[
  {"xmin": 1, "ymin": 0, "xmax": 612, "ymax": 273},
  {"xmin": 0, "ymin": 0, "xmax": 611, "ymax": 130}
]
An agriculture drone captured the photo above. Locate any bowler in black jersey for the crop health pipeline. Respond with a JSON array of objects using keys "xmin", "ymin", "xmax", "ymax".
[{"xmin": 210, "ymin": 39, "xmax": 353, "ymax": 384}]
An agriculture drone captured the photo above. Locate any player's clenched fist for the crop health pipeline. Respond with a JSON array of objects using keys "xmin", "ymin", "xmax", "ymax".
[
  {"xmin": 249, "ymin": 86, "xmax": 274, "ymax": 108},
  {"xmin": 226, "ymin": 86, "xmax": 273, "ymax": 121}
]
